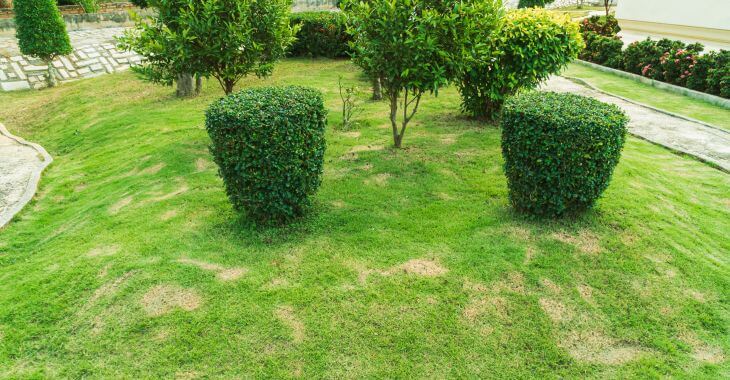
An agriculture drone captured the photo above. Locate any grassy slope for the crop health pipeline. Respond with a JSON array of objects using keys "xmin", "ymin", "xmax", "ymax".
[
  {"xmin": 0, "ymin": 59, "xmax": 728, "ymax": 378},
  {"xmin": 564, "ymin": 63, "xmax": 730, "ymax": 131}
]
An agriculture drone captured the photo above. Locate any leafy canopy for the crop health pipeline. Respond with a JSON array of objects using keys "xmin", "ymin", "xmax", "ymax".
[
  {"xmin": 120, "ymin": 0, "xmax": 296, "ymax": 94},
  {"xmin": 343, "ymin": 0, "xmax": 501, "ymax": 147}
]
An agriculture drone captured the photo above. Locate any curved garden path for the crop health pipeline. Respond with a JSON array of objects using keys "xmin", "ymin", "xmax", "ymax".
[
  {"xmin": 544, "ymin": 76, "xmax": 730, "ymax": 172},
  {"xmin": 0, "ymin": 124, "xmax": 52, "ymax": 229}
]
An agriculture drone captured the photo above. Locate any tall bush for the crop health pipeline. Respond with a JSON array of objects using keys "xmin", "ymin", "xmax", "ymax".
[
  {"xmin": 579, "ymin": 31, "xmax": 622, "ymax": 68},
  {"xmin": 343, "ymin": 0, "xmax": 501, "ymax": 147},
  {"xmin": 288, "ymin": 11, "xmax": 350, "ymax": 58},
  {"xmin": 517, "ymin": 0, "xmax": 554, "ymax": 8},
  {"xmin": 205, "ymin": 86, "xmax": 327, "ymax": 224},
  {"xmin": 457, "ymin": 9, "xmax": 583, "ymax": 119},
  {"xmin": 14, "ymin": 0, "xmax": 72, "ymax": 87},
  {"xmin": 501, "ymin": 91, "xmax": 628, "ymax": 218}
]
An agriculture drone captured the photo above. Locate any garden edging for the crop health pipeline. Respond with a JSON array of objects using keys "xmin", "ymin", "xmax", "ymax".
[
  {"xmin": 574, "ymin": 59, "xmax": 730, "ymax": 110},
  {"xmin": 0, "ymin": 123, "xmax": 53, "ymax": 229}
]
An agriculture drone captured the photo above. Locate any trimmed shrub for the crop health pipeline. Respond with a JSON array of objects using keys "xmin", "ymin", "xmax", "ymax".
[
  {"xmin": 702, "ymin": 50, "xmax": 730, "ymax": 98},
  {"xmin": 15, "ymin": 0, "xmax": 71, "ymax": 61},
  {"xmin": 517, "ymin": 0, "xmax": 554, "ymax": 8},
  {"xmin": 579, "ymin": 31, "xmax": 622, "ymax": 68},
  {"xmin": 457, "ymin": 8, "xmax": 583, "ymax": 119},
  {"xmin": 15, "ymin": 0, "xmax": 72, "ymax": 87},
  {"xmin": 501, "ymin": 92, "xmax": 628, "ymax": 218},
  {"xmin": 658, "ymin": 46, "xmax": 701, "ymax": 87},
  {"xmin": 205, "ymin": 86, "xmax": 327, "ymax": 224},
  {"xmin": 289, "ymin": 11, "xmax": 350, "ymax": 58},
  {"xmin": 621, "ymin": 38, "xmax": 688, "ymax": 78}
]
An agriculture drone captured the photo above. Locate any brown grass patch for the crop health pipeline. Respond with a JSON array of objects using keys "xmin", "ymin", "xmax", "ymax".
[
  {"xmin": 540, "ymin": 278, "xmax": 562, "ymax": 294},
  {"xmin": 109, "ymin": 196, "xmax": 133, "ymax": 215},
  {"xmin": 274, "ymin": 305, "xmax": 305, "ymax": 344},
  {"xmin": 178, "ymin": 258, "xmax": 248, "ymax": 282},
  {"xmin": 523, "ymin": 246, "xmax": 537, "ymax": 265},
  {"xmin": 82, "ymin": 272, "xmax": 135, "ymax": 312},
  {"xmin": 141, "ymin": 285, "xmax": 201, "ymax": 317},
  {"xmin": 463, "ymin": 295, "xmax": 508, "ymax": 322},
  {"xmin": 539, "ymin": 298, "xmax": 572, "ymax": 323},
  {"xmin": 150, "ymin": 184, "xmax": 190, "ymax": 203},
  {"xmin": 680, "ymin": 332, "xmax": 726, "ymax": 364},
  {"xmin": 577, "ymin": 284, "xmax": 594, "ymax": 303},
  {"xmin": 87, "ymin": 244, "xmax": 121, "ymax": 258},
  {"xmin": 139, "ymin": 163, "xmax": 165, "ymax": 175},
  {"xmin": 341, "ymin": 131, "xmax": 361, "ymax": 138},
  {"xmin": 391, "ymin": 258, "xmax": 448, "ymax": 277},
  {"xmin": 365, "ymin": 173, "xmax": 391, "ymax": 186},
  {"xmin": 340, "ymin": 144, "xmax": 384, "ymax": 161},
  {"xmin": 330, "ymin": 200, "xmax": 346, "ymax": 208},
  {"xmin": 493, "ymin": 272, "xmax": 526, "ymax": 294},
  {"xmin": 561, "ymin": 330, "xmax": 646, "ymax": 365},
  {"xmin": 552, "ymin": 230, "xmax": 602, "ymax": 255},
  {"xmin": 435, "ymin": 192, "xmax": 454, "ymax": 201},
  {"xmin": 440, "ymin": 135, "xmax": 457, "ymax": 145},
  {"xmin": 160, "ymin": 210, "xmax": 178, "ymax": 221},
  {"xmin": 685, "ymin": 288, "xmax": 708, "ymax": 303},
  {"xmin": 195, "ymin": 157, "xmax": 211, "ymax": 172}
]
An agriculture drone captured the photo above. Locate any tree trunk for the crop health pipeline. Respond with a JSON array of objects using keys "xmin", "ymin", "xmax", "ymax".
[
  {"xmin": 372, "ymin": 77, "xmax": 383, "ymax": 100},
  {"xmin": 46, "ymin": 61, "xmax": 58, "ymax": 88},
  {"xmin": 195, "ymin": 74, "xmax": 202, "ymax": 95},
  {"xmin": 176, "ymin": 72, "xmax": 195, "ymax": 97},
  {"xmin": 223, "ymin": 79, "xmax": 235, "ymax": 95},
  {"xmin": 389, "ymin": 95, "xmax": 401, "ymax": 148}
]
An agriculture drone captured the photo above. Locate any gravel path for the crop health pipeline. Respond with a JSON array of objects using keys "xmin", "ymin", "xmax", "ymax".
[
  {"xmin": 543, "ymin": 76, "xmax": 730, "ymax": 172},
  {"xmin": 0, "ymin": 124, "xmax": 52, "ymax": 229}
]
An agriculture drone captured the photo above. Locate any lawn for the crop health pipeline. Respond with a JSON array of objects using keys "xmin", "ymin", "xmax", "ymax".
[
  {"xmin": 564, "ymin": 63, "xmax": 730, "ymax": 131},
  {"xmin": 0, "ymin": 59, "xmax": 728, "ymax": 378}
]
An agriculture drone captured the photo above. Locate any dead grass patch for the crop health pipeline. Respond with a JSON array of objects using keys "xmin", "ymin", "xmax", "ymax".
[
  {"xmin": 523, "ymin": 246, "xmax": 537, "ymax": 265},
  {"xmin": 540, "ymin": 278, "xmax": 562, "ymax": 294},
  {"xmin": 150, "ymin": 184, "xmax": 190, "ymax": 203},
  {"xmin": 161, "ymin": 210, "xmax": 178, "ymax": 221},
  {"xmin": 390, "ymin": 258, "xmax": 448, "ymax": 277},
  {"xmin": 552, "ymin": 230, "xmax": 602, "ymax": 255},
  {"xmin": 87, "ymin": 244, "xmax": 120, "ymax": 258},
  {"xmin": 109, "ymin": 196, "xmax": 133, "ymax": 215},
  {"xmin": 463, "ymin": 295, "xmax": 508, "ymax": 322},
  {"xmin": 560, "ymin": 330, "xmax": 646, "ymax": 365},
  {"xmin": 577, "ymin": 284, "xmax": 594, "ymax": 304},
  {"xmin": 178, "ymin": 258, "xmax": 248, "ymax": 282},
  {"xmin": 195, "ymin": 158, "xmax": 211, "ymax": 172},
  {"xmin": 139, "ymin": 163, "xmax": 165, "ymax": 175},
  {"xmin": 679, "ymin": 331, "xmax": 726, "ymax": 364},
  {"xmin": 493, "ymin": 272, "xmax": 526, "ymax": 294},
  {"xmin": 365, "ymin": 173, "xmax": 391, "ymax": 186},
  {"xmin": 539, "ymin": 298, "xmax": 572, "ymax": 323},
  {"xmin": 340, "ymin": 145, "xmax": 384, "ymax": 161},
  {"xmin": 141, "ymin": 285, "xmax": 202, "ymax": 317},
  {"xmin": 330, "ymin": 200, "xmax": 345, "ymax": 208},
  {"xmin": 340, "ymin": 131, "xmax": 361, "ymax": 138},
  {"xmin": 275, "ymin": 305, "xmax": 305, "ymax": 344}
]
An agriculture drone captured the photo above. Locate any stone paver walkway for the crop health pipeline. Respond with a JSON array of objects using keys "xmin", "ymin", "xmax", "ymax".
[
  {"xmin": 0, "ymin": 27, "xmax": 128, "ymax": 56},
  {"xmin": 543, "ymin": 76, "xmax": 730, "ymax": 171},
  {"xmin": 0, "ymin": 124, "xmax": 52, "ymax": 229}
]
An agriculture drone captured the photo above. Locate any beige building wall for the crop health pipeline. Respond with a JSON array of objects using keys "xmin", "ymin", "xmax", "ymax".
[{"xmin": 616, "ymin": 0, "xmax": 730, "ymax": 51}]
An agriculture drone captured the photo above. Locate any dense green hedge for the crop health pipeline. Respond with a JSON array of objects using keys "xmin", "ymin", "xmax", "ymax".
[
  {"xmin": 579, "ymin": 15, "xmax": 729, "ymax": 99},
  {"xmin": 501, "ymin": 92, "xmax": 628, "ymax": 218},
  {"xmin": 288, "ymin": 11, "xmax": 351, "ymax": 58},
  {"xmin": 205, "ymin": 86, "xmax": 327, "ymax": 224}
]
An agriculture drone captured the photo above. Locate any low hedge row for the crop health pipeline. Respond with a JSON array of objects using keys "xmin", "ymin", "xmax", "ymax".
[
  {"xmin": 288, "ymin": 11, "xmax": 351, "ymax": 58},
  {"xmin": 502, "ymin": 91, "xmax": 628, "ymax": 218},
  {"xmin": 580, "ymin": 15, "xmax": 730, "ymax": 99},
  {"xmin": 205, "ymin": 86, "xmax": 327, "ymax": 224}
]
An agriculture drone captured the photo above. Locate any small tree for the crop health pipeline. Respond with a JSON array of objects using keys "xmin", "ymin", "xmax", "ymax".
[
  {"xmin": 457, "ymin": 9, "xmax": 583, "ymax": 120},
  {"xmin": 343, "ymin": 0, "xmax": 501, "ymax": 148},
  {"xmin": 121, "ymin": 0, "xmax": 295, "ymax": 96},
  {"xmin": 602, "ymin": 0, "xmax": 613, "ymax": 16},
  {"xmin": 14, "ymin": 0, "xmax": 72, "ymax": 87}
]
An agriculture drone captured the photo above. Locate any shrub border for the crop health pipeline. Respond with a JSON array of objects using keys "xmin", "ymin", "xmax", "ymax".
[
  {"xmin": 0, "ymin": 123, "xmax": 53, "ymax": 229},
  {"xmin": 574, "ymin": 59, "xmax": 730, "ymax": 110}
]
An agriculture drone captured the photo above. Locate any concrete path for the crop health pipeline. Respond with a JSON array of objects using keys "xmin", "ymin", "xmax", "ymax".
[
  {"xmin": 543, "ymin": 76, "xmax": 730, "ymax": 172},
  {"xmin": 0, "ymin": 124, "xmax": 53, "ymax": 229},
  {"xmin": 0, "ymin": 27, "xmax": 128, "ymax": 56}
]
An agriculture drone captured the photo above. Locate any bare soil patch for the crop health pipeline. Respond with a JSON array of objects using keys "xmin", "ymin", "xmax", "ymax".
[{"xmin": 680, "ymin": 331, "xmax": 726, "ymax": 364}]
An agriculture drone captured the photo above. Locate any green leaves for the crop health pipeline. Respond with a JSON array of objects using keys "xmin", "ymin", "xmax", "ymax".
[
  {"xmin": 15, "ymin": 0, "xmax": 72, "ymax": 61},
  {"xmin": 288, "ymin": 11, "xmax": 351, "ymax": 58},
  {"xmin": 119, "ymin": 0, "xmax": 295, "ymax": 94},
  {"xmin": 457, "ymin": 8, "xmax": 583, "ymax": 119},
  {"xmin": 501, "ymin": 92, "xmax": 628, "ymax": 218},
  {"xmin": 205, "ymin": 86, "xmax": 327, "ymax": 224}
]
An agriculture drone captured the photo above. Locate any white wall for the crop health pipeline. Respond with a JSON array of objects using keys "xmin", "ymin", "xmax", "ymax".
[{"xmin": 616, "ymin": 0, "xmax": 730, "ymax": 30}]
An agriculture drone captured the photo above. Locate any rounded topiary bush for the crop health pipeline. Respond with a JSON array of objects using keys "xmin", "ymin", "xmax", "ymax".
[
  {"xmin": 501, "ymin": 91, "xmax": 629, "ymax": 218},
  {"xmin": 205, "ymin": 86, "xmax": 327, "ymax": 224}
]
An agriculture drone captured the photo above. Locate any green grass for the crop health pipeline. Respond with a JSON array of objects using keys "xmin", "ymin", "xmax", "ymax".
[
  {"xmin": 0, "ymin": 59, "xmax": 728, "ymax": 378},
  {"xmin": 564, "ymin": 63, "xmax": 730, "ymax": 131}
]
